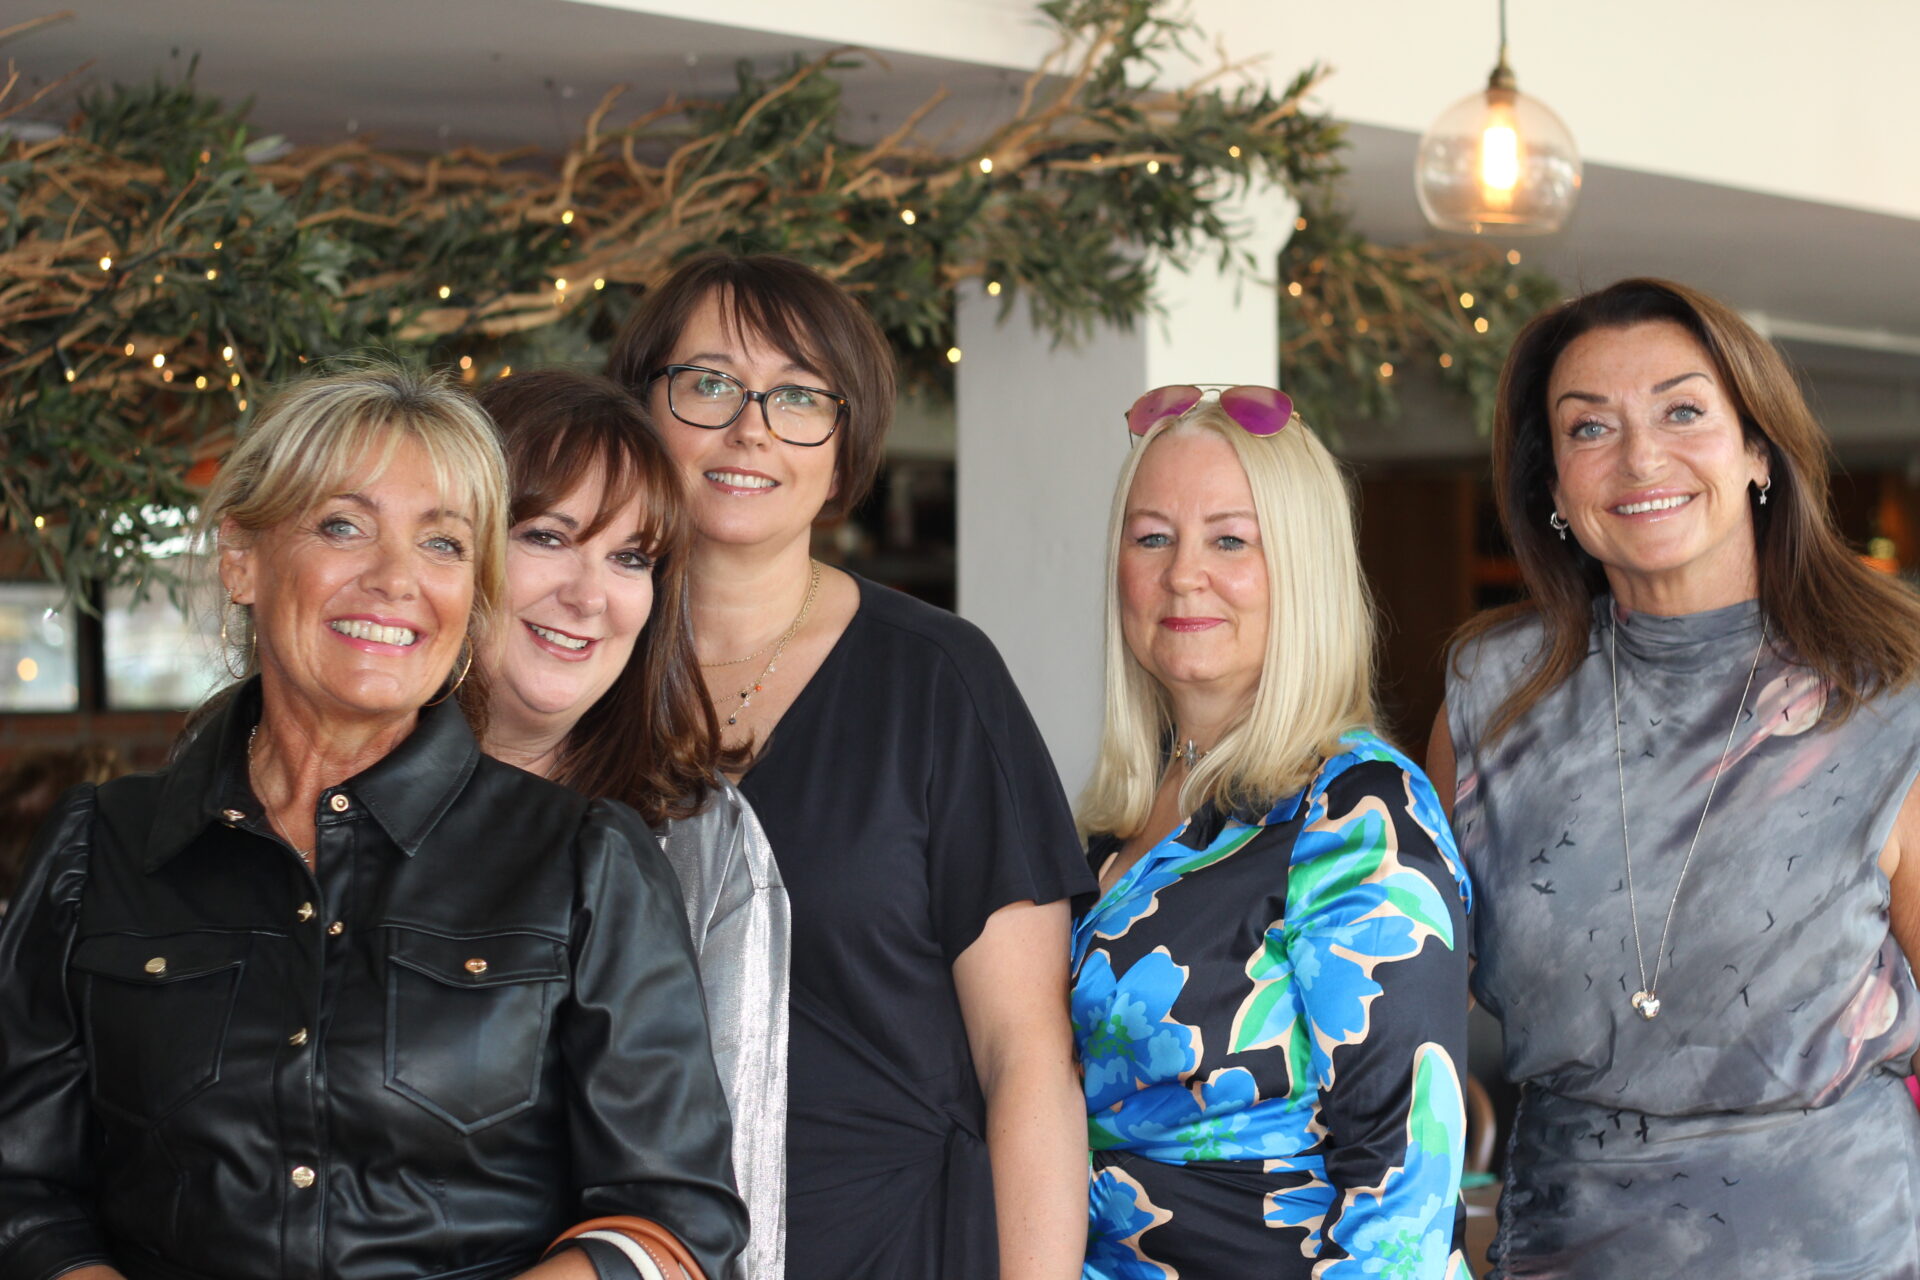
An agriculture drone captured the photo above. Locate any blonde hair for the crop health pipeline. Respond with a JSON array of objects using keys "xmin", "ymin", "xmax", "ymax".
[
  {"xmin": 197, "ymin": 363, "xmax": 509, "ymax": 698},
  {"xmin": 1076, "ymin": 404, "xmax": 1376, "ymax": 838}
]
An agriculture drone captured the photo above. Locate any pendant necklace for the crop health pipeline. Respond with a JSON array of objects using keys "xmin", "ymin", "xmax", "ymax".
[
  {"xmin": 717, "ymin": 559, "xmax": 821, "ymax": 728},
  {"xmin": 1176, "ymin": 738, "xmax": 1207, "ymax": 769},
  {"xmin": 1608, "ymin": 613, "xmax": 1767, "ymax": 1021},
  {"xmin": 248, "ymin": 725, "xmax": 315, "ymax": 871}
]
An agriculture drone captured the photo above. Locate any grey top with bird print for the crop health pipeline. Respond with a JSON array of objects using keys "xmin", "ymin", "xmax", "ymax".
[{"xmin": 1447, "ymin": 596, "xmax": 1920, "ymax": 1279}]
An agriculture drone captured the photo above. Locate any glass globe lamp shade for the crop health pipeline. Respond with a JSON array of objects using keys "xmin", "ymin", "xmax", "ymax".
[{"xmin": 1416, "ymin": 80, "xmax": 1581, "ymax": 235}]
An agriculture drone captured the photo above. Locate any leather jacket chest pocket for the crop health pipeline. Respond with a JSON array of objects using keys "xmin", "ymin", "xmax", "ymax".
[
  {"xmin": 384, "ymin": 928, "xmax": 567, "ymax": 1134},
  {"xmin": 70, "ymin": 932, "xmax": 249, "ymax": 1126}
]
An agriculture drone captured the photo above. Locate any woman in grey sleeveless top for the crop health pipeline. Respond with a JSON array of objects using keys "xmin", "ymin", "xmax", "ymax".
[{"xmin": 1430, "ymin": 280, "xmax": 1920, "ymax": 1279}]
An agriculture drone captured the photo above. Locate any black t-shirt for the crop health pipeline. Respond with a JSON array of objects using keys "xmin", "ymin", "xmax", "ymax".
[{"xmin": 740, "ymin": 575, "xmax": 1094, "ymax": 1279}]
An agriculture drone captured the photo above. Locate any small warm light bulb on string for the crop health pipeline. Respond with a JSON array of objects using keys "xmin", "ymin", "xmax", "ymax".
[
  {"xmin": 162, "ymin": 369, "xmax": 174, "ymax": 383},
  {"xmin": 499, "ymin": 366, "xmax": 512, "ymax": 378},
  {"xmin": 205, "ymin": 269, "xmax": 218, "ymax": 281},
  {"xmin": 213, "ymin": 240, "xmax": 222, "ymax": 250},
  {"xmin": 124, "ymin": 343, "xmax": 135, "ymax": 357},
  {"xmin": 230, "ymin": 372, "xmax": 241, "ymax": 387},
  {"xmin": 945, "ymin": 347, "xmax": 962, "ymax": 364},
  {"xmin": 459, "ymin": 355, "xmax": 473, "ymax": 370},
  {"xmin": 1228, "ymin": 145, "xmax": 1242, "ymax": 158},
  {"xmin": 1459, "ymin": 292, "xmax": 1475, "ymax": 308},
  {"xmin": 900, "ymin": 209, "xmax": 917, "ymax": 225},
  {"xmin": 1355, "ymin": 318, "xmax": 1371, "ymax": 335},
  {"xmin": 1287, "ymin": 281, "xmax": 1303, "ymax": 297},
  {"xmin": 561, "ymin": 209, "xmax": 575, "ymax": 225},
  {"xmin": 593, "ymin": 277, "xmax": 606, "ymax": 291},
  {"xmin": 1378, "ymin": 362, "xmax": 1395, "ymax": 379},
  {"xmin": 151, "ymin": 354, "xmax": 166, "ymax": 369},
  {"xmin": 438, "ymin": 285, "xmax": 451, "ymax": 299},
  {"xmin": 1145, "ymin": 160, "xmax": 1161, "ymax": 175},
  {"xmin": 152, "ymin": 273, "xmax": 163, "ymax": 285},
  {"xmin": 986, "ymin": 281, "xmax": 1002, "ymax": 297},
  {"xmin": 1439, "ymin": 353, "xmax": 1455, "ymax": 368},
  {"xmin": 978, "ymin": 157, "xmax": 993, "ymax": 174},
  {"xmin": 554, "ymin": 278, "xmax": 568, "ymax": 292},
  {"xmin": 65, "ymin": 369, "xmax": 76, "ymax": 383},
  {"xmin": 238, "ymin": 398, "xmax": 248, "ymax": 411},
  {"xmin": 34, "ymin": 515, "xmax": 46, "ymax": 529},
  {"xmin": 1295, "ymin": 216, "xmax": 1309, "ymax": 232},
  {"xmin": 194, "ymin": 375, "xmax": 207, "ymax": 389},
  {"xmin": 1474, "ymin": 316, "xmax": 1491, "ymax": 333},
  {"xmin": 98, "ymin": 256, "xmax": 112, "ymax": 271},
  {"xmin": 222, "ymin": 345, "xmax": 234, "ymax": 362},
  {"xmin": 1507, "ymin": 249, "xmax": 1522, "ymax": 265}
]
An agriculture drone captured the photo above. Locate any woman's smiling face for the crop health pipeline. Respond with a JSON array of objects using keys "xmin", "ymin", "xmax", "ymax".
[
  {"xmin": 1548, "ymin": 320, "xmax": 1769, "ymax": 611},
  {"xmin": 222, "ymin": 438, "xmax": 476, "ymax": 726},
  {"xmin": 487, "ymin": 467, "xmax": 656, "ymax": 736},
  {"xmin": 649, "ymin": 290, "xmax": 841, "ymax": 552}
]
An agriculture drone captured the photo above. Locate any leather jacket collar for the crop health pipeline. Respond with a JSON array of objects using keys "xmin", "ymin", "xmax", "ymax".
[{"xmin": 143, "ymin": 679, "xmax": 481, "ymax": 872}]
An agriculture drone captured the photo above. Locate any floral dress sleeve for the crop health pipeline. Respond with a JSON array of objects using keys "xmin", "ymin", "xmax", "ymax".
[{"xmin": 1276, "ymin": 749, "xmax": 1472, "ymax": 1277}]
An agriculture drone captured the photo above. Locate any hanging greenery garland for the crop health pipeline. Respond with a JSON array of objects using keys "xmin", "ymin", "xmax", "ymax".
[{"xmin": 1, "ymin": 0, "xmax": 1554, "ymax": 599}]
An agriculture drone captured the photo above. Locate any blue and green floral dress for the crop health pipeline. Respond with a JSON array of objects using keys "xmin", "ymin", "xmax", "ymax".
[{"xmin": 1072, "ymin": 732, "xmax": 1473, "ymax": 1279}]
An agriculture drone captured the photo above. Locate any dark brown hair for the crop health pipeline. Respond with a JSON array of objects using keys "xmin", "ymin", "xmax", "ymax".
[
  {"xmin": 477, "ymin": 369, "xmax": 722, "ymax": 823},
  {"xmin": 1458, "ymin": 276, "xmax": 1920, "ymax": 740},
  {"xmin": 606, "ymin": 251, "xmax": 898, "ymax": 518},
  {"xmin": 1, "ymin": 744, "xmax": 121, "ymax": 903}
]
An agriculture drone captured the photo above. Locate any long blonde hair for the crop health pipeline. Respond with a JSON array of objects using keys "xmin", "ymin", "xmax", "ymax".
[{"xmin": 1076, "ymin": 405, "xmax": 1376, "ymax": 838}]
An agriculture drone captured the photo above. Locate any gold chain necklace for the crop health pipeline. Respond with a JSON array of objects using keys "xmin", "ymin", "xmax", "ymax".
[
  {"xmin": 718, "ymin": 559, "xmax": 821, "ymax": 728},
  {"xmin": 1608, "ymin": 614, "xmax": 1767, "ymax": 1021},
  {"xmin": 248, "ymin": 725, "xmax": 315, "ymax": 868}
]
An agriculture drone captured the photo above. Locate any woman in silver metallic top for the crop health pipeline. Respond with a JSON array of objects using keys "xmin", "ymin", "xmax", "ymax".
[{"xmin": 475, "ymin": 370, "xmax": 790, "ymax": 1280}]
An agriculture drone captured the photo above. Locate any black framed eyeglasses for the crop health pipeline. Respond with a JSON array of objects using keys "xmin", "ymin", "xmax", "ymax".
[{"xmin": 647, "ymin": 364, "xmax": 848, "ymax": 447}]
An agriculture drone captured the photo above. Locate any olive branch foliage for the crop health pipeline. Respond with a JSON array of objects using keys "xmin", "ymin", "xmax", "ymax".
[{"xmin": 0, "ymin": 0, "xmax": 1554, "ymax": 601}]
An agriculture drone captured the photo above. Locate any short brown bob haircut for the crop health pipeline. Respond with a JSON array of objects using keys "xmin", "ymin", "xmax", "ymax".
[
  {"xmin": 477, "ymin": 369, "xmax": 721, "ymax": 824},
  {"xmin": 606, "ymin": 251, "xmax": 898, "ymax": 518},
  {"xmin": 1459, "ymin": 276, "xmax": 1920, "ymax": 741}
]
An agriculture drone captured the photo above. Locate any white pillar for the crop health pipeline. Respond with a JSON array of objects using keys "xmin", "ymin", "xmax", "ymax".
[{"xmin": 954, "ymin": 185, "xmax": 1299, "ymax": 798}]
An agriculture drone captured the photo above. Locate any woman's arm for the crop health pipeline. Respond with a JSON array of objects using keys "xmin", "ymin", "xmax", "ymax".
[
  {"xmin": 953, "ymin": 898, "xmax": 1087, "ymax": 1280},
  {"xmin": 560, "ymin": 802, "xmax": 749, "ymax": 1278},
  {"xmin": 0, "ymin": 791, "xmax": 118, "ymax": 1280},
  {"xmin": 1882, "ymin": 775, "xmax": 1920, "ymax": 1073},
  {"xmin": 1427, "ymin": 706, "xmax": 1457, "ymax": 820},
  {"xmin": 1289, "ymin": 760, "xmax": 1470, "ymax": 1278}
]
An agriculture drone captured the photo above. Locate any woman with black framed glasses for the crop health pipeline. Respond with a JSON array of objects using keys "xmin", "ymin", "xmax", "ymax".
[{"xmin": 610, "ymin": 253, "xmax": 1096, "ymax": 1280}]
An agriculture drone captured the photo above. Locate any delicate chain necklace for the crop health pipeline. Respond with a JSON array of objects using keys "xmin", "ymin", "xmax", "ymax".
[
  {"xmin": 1608, "ymin": 613, "xmax": 1768, "ymax": 1021},
  {"xmin": 248, "ymin": 725, "xmax": 315, "ymax": 868},
  {"xmin": 1175, "ymin": 738, "xmax": 1208, "ymax": 769},
  {"xmin": 718, "ymin": 559, "xmax": 821, "ymax": 728}
]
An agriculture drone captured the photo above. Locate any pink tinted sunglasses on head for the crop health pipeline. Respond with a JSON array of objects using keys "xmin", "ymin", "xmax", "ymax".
[{"xmin": 1124, "ymin": 384, "xmax": 1295, "ymax": 439}]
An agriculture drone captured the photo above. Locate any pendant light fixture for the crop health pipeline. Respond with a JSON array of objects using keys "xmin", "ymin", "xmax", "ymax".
[{"xmin": 1415, "ymin": 0, "xmax": 1581, "ymax": 236}]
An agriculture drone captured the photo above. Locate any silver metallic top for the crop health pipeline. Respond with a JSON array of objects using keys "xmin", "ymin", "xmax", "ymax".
[{"xmin": 655, "ymin": 778, "xmax": 790, "ymax": 1280}]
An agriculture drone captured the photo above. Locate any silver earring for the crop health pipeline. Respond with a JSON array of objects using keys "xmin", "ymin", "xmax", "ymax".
[
  {"xmin": 1756, "ymin": 477, "xmax": 1771, "ymax": 506},
  {"xmin": 1549, "ymin": 510, "xmax": 1569, "ymax": 541}
]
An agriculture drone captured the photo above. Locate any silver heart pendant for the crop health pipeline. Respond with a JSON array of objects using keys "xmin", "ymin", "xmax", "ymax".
[{"xmin": 1631, "ymin": 991, "xmax": 1661, "ymax": 1020}]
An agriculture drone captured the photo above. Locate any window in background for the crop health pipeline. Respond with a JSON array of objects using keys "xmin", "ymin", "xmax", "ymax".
[
  {"xmin": 105, "ymin": 569, "xmax": 223, "ymax": 711},
  {"xmin": 0, "ymin": 583, "xmax": 81, "ymax": 711}
]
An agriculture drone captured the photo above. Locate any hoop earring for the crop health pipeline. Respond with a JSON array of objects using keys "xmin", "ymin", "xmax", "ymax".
[
  {"xmin": 218, "ymin": 591, "xmax": 255, "ymax": 681},
  {"xmin": 425, "ymin": 638, "xmax": 474, "ymax": 707},
  {"xmin": 1755, "ymin": 476, "xmax": 1771, "ymax": 506},
  {"xmin": 1548, "ymin": 510, "xmax": 1570, "ymax": 541}
]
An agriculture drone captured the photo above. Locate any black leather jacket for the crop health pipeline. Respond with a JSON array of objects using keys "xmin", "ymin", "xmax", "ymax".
[{"xmin": 0, "ymin": 683, "xmax": 747, "ymax": 1280}]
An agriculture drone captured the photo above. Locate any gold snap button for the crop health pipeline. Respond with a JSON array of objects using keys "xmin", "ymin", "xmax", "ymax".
[
  {"xmin": 328, "ymin": 794, "xmax": 350, "ymax": 813},
  {"xmin": 464, "ymin": 958, "xmax": 489, "ymax": 975},
  {"xmin": 143, "ymin": 956, "xmax": 167, "ymax": 976},
  {"xmin": 327, "ymin": 921, "xmax": 344, "ymax": 936},
  {"xmin": 289, "ymin": 1027, "xmax": 309, "ymax": 1046},
  {"xmin": 290, "ymin": 1165, "xmax": 316, "ymax": 1189},
  {"xmin": 220, "ymin": 808, "xmax": 245, "ymax": 824},
  {"xmin": 296, "ymin": 902, "xmax": 315, "ymax": 922}
]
